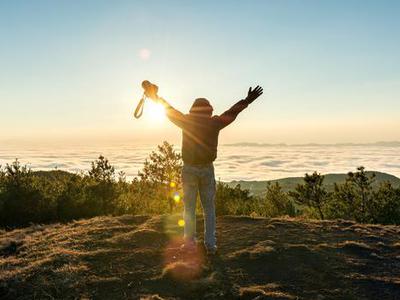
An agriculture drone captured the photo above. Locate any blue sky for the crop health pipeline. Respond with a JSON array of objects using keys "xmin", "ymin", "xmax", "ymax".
[{"xmin": 1, "ymin": 0, "xmax": 399, "ymax": 144}]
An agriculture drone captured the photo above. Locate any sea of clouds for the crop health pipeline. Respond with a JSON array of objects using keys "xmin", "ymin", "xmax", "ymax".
[{"xmin": 0, "ymin": 143, "xmax": 399, "ymax": 181}]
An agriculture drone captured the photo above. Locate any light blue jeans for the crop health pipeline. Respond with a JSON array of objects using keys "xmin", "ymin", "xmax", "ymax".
[{"xmin": 182, "ymin": 163, "xmax": 216, "ymax": 250}]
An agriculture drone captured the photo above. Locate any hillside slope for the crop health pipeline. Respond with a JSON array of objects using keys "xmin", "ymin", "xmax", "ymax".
[
  {"xmin": 228, "ymin": 171, "xmax": 400, "ymax": 195},
  {"xmin": 1, "ymin": 215, "xmax": 399, "ymax": 299}
]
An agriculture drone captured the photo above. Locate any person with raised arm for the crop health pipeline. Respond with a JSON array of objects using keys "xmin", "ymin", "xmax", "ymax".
[{"xmin": 144, "ymin": 82, "xmax": 263, "ymax": 255}]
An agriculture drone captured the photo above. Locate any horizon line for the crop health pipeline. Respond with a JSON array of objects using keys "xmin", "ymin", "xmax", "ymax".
[{"xmin": 223, "ymin": 141, "xmax": 400, "ymax": 147}]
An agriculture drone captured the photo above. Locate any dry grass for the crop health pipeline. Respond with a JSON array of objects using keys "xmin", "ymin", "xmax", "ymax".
[{"xmin": 1, "ymin": 215, "xmax": 399, "ymax": 299}]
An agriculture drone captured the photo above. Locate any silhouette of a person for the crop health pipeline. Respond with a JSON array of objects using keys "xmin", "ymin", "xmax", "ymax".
[{"xmin": 150, "ymin": 85, "xmax": 263, "ymax": 254}]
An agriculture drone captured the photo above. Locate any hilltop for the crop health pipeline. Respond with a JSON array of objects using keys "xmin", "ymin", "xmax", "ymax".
[
  {"xmin": 1, "ymin": 215, "xmax": 399, "ymax": 299},
  {"xmin": 227, "ymin": 171, "xmax": 400, "ymax": 196}
]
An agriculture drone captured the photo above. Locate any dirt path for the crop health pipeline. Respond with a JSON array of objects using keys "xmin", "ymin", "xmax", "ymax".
[{"xmin": 1, "ymin": 215, "xmax": 399, "ymax": 299}]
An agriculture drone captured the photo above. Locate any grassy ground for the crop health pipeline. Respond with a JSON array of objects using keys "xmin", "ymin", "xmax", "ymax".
[{"xmin": 1, "ymin": 215, "xmax": 399, "ymax": 299}]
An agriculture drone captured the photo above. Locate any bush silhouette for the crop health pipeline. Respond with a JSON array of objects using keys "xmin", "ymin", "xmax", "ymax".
[
  {"xmin": 0, "ymin": 160, "xmax": 57, "ymax": 226},
  {"xmin": 328, "ymin": 167, "xmax": 400, "ymax": 224},
  {"xmin": 289, "ymin": 172, "xmax": 330, "ymax": 220},
  {"xmin": 138, "ymin": 141, "xmax": 182, "ymax": 213},
  {"xmin": 262, "ymin": 182, "xmax": 296, "ymax": 217},
  {"xmin": 215, "ymin": 182, "xmax": 255, "ymax": 216}
]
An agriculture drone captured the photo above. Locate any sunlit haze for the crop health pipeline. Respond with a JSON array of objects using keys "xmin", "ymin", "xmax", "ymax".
[{"xmin": 1, "ymin": 1, "xmax": 400, "ymax": 145}]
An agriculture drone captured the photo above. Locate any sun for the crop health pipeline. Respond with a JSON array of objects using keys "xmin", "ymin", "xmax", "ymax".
[{"xmin": 144, "ymin": 100, "xmax": 166, "ymax": 122}]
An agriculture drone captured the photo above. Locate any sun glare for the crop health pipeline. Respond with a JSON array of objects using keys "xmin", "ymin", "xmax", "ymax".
[
  {"xmin": 173, "ymin": 193, "xmax": 181, "ymax": 203},
  {"xmin": 144, "ymin": 100, "xmax": 166, "ymax": 123}
]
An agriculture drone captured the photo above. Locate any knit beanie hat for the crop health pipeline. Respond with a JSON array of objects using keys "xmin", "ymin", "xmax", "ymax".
[{"xmin": 189, "ymin": 98, "xmax": 213, "ymax": 114}]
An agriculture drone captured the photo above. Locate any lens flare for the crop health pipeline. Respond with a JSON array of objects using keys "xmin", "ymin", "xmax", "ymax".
[
  {"xmin": 138, "ymin": 48, "xmax": 151, "ymax": 60},
  {"xmin": 163, "ymin": 236, "xmax": 205, "ymax": 281},
  {"xmin": 173, "ymin": 193, "xmax": 181, "ymax": 203},
  {"xmin": 170, "ymin": 181, "xmax": 176, "ymax": 188},
  {"xmin": 178, "ymin": 219, "xmax": 185, "ymax": 227}
]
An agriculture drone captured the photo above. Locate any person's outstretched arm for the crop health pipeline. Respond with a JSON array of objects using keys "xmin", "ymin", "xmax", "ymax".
[
  {"xmin": 216, "ymin": 85, "xmax": 263, "ymax": 129},
  {"xmin": 157, "ymin": 97, "xmax": 186, "ymax": 129}
]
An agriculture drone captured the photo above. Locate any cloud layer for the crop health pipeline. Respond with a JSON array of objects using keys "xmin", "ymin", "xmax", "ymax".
[{"xmin": 1, "ymin": 144, "xmax": 399, "ymax": 181}]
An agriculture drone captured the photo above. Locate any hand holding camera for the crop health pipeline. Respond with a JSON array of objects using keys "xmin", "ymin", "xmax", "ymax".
[
  {"xmin": 142, "ymin": 80, "xmax": 159, "ymax": 101},
  {"xmin": 134, "ymin": 80, "xmax": 161, "ymax": 118}
]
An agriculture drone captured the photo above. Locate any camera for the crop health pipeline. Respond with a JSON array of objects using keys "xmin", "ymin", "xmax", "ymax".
[
  {"xmin": 142, "ymin": 80, "xmax": 159, "ymax": 100},
  {"xmin": 134, "ymin": 80, "xmax": 159, "ymax": 119}
]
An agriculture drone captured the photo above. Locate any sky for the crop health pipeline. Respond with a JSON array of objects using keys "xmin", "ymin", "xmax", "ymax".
[{"xmin": 1, "ymin": 0, "xmax": 399, "ymax": 145}]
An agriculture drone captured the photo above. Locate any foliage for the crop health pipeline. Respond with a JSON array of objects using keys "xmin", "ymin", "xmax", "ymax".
[
  {"xmin": 215, "ymin": 182, "xmax": 256, "ymax": 216},
  {"xmin": 227, "ymin": 171, "xmax": 400, "ymax": 196},
  {"xmin": 0, "ymin": 160, "xmax": 57, "ymax": 226},
  {"xmin": 0, "ymin": 142, "xmax": 400, "ymax": 228},
  {"xmin": 261, "ymin": 182, "xmax": 296, "ymax": 217},
  {"xmin": 372, "ymin": 182, "xmax": 400, "ymax": 224},
  {"xmin": 328, "ymin": 167, "xmax": 375, "ymax": 222},
  {"xmin": 289, "ymin": 172, "xmax": 330, "ymax": 219},
  {"xmin": 138, "ymin": 141, "xmax": 182, "ymax": 213},
  {"xmin": 327, "ymin": 167, "xmax": 400, "ymax": 224},
  {"xmin": 87, "ymin": 155, "xmax": 121, "ymax": 215}
]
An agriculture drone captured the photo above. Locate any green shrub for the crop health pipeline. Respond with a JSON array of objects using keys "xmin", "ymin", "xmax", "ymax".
[
  {"xmin": 215, "ymin": 182, "xmax": 256, "ymax": 216},
  {"xmin": 328, "ymin": 167, "xmax": 376, "ymax": 223},
  {"xmin": 372, "ymin": 182, "xmax": 400, "ymax": 224},
  {"xmin": 138, "ymin": 141, "xmax": 182, "ymax": 213},
  {"xmin": 0, "ymin": 160, "xmax": 53, "ymax": 226},
  {"xmin": 289, "ymin": 172, "xmax": 330, "ymax": 220},
  {"xmin": 260, "ymin": 182, "xmax": 296, "ymax": 217}
]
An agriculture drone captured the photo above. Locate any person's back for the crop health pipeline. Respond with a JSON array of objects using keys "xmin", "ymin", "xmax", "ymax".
[
  {"xmin": 181, "ymin": 113, "xmax": 220, "ymax": 165},
  {"xmin": 151, "ymin": 85, "xmax": 263, "ymax": 254}
]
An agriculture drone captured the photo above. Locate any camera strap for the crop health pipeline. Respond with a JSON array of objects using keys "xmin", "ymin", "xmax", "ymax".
[{"xmin": 134, "ymin": 94, "xmax": 146, "ymax": 118}]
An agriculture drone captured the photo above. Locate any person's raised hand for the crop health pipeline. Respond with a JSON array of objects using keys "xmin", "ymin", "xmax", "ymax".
[
  {"xmin": 246, "ymin": 85, "xmax": 263, "ymax": 103},
  {"xmin": 142, "ymin": 80, "xmax": 159, "ymax": 101}
]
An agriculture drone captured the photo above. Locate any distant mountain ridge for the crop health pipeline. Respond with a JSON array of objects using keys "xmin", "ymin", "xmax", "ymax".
[{"xmin": 227, "ymin": 171, "xmax": 400, "ymax": 196}]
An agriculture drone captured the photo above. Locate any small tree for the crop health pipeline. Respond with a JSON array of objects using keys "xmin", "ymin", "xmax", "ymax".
[
  {"xmin": 373, "ymin": 182, "xmax": 400, "ymax": 225},
  {"xmin": 326, "ymin": 181, "xmax": 354, "ymax": 220},
  {"xmin": 87, "ymin": 155, "xmax": 120, "ymax": 215},
  {"xmin": 331, "ymin": 166, "xmax": 376, "ymax": 223},
  {"xmin": 0, "ymin": 160, "xmax": 46, "ymax": 226},
  {"xmin": 138, "ymin": 141, "xmax": 182, "ymax": 213},
  {"xmin": 57, "ymin": 174, "xmax": 91, "ymax": 220},
  {"xmin": 0, "ymin": 166, "xmax": 5, "ymax": 218},
  {"xmin": 215, "ymin": 182, "xmax": 255, "ymax": 216},
  {"xmin": 0, "ymin": 165, "xmax": 5, "ymax": 186},
  {"xmin": 347, "ymin": 166, "xmax": 375, "ymax": 222},
  {"xmin": 89, "ymin": 155, "xmax": 115, "ymax": 182},
  {"xmin": 262, "ymin": 182, "xmax": 296, "ymax": 217},
  {"xmin": 289, "ymin": 172, "xmax": 329, "ymax": 220}
]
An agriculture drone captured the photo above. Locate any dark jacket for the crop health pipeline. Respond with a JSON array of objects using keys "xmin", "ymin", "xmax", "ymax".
[{"xmin": 165, "ymin": 99, "xmax": 250, "ymax": 165}]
